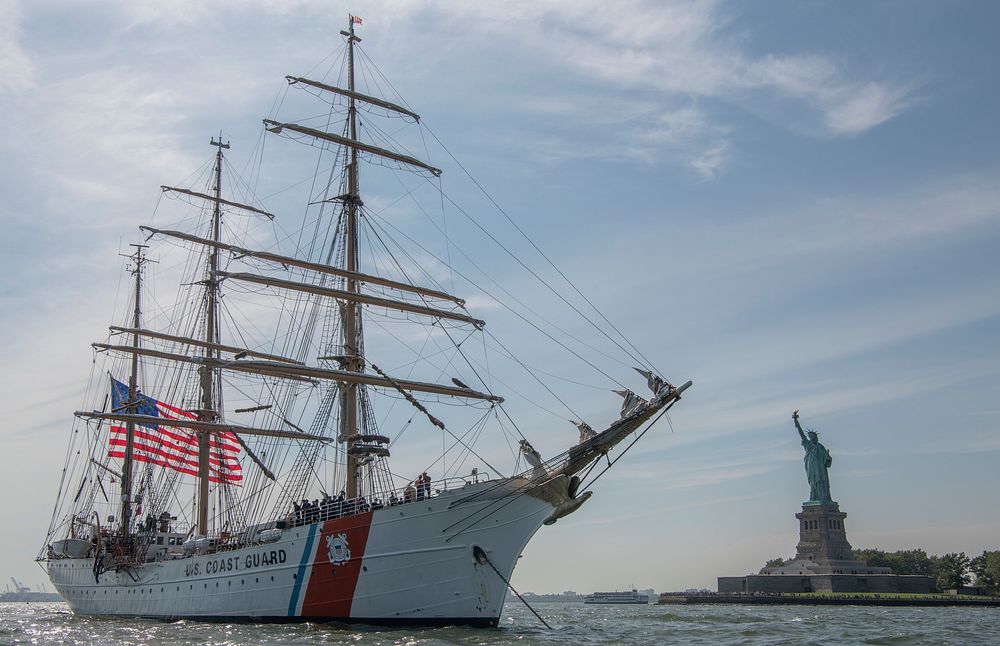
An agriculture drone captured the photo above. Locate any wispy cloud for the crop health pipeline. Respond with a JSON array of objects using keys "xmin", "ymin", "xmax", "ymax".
[
  {"xmin": 9, "ymin": 0, "xmax": 918, "ymax": 186},
  {"xmin": 688, "ymin": 140, "xmax": 731, "ymax": 179},
  {"xmin": 0, "ymin": 0, "xmax": 34, "ymax": 93},
  {"xmin": 235, "ymin": 0, "xmax": 915, "ymax": 178},
  {"xmin": 746, "ymin": 55, "xmax": 919, "ymax": 137},
  {"xmin": 425, "ymin": 0, "xmax": 918, "ymax": 173},
  {"xmin": 822, "ymin": 81, "xmax": 918, "ymax": 135}
]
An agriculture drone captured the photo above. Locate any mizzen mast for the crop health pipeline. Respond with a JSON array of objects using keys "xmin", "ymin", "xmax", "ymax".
[
  {"xmin": 197, "ymin": 135, "xmax": 229, "ymax": 534},
  {"xmin": 341, "ymin": 15, "xmax": 363, "ymax": 499},
  {"xmin": 120, "ymin": 244, "xmax": 148, "ymax": 536}
]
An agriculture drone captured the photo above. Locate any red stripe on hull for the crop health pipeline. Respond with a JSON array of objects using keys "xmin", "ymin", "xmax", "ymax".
[{"xmin": 301, "ymin": 512, "xmax": 374, "ymax": 617}]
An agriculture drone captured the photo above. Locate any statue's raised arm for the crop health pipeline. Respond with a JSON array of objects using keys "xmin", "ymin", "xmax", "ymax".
[{"xmin": 793, "ymin": 410, "xmax": 806, "ymax": 442}]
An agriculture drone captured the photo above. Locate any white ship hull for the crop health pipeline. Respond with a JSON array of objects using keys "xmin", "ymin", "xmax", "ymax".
[{"xmin": 48, "ymin": 478, "xmax": 568, "ymax": 626}]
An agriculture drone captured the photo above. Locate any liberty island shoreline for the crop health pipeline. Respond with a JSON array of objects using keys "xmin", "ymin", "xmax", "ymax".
[{"xmin": 658, "ymin": 592, "xmax": 1000, "ymax": 607}]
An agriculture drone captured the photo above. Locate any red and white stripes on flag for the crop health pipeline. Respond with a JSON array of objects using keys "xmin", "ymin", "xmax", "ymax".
[
  {"xmin": 108, "ymin": 378, "xmax": 242, "ymax": 485},
  {"xmin": 352, "ymin": 15, "xmax": 363, "ymax": 25}
]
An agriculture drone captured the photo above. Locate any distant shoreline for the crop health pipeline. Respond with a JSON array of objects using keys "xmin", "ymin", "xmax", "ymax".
[
  {"xmin": 0, "ymin": 594, "xmax": 64, "ymax": 603},
  {"xmin": 659, "ymin": 593, "xmax": 1000, "ymax": 607}
]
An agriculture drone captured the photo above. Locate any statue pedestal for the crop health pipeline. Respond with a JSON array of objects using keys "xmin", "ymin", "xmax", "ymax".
[
  {"xmin": 719, "ymin": 501, "xmax": 931, "ymax": 594},
  {"xmin": 794, "ymin": 502, "xmax": 853, "ymax": 564},
  {"xmin": 760, "ymin": 502, "xmax": 890, "ymax": 575}
]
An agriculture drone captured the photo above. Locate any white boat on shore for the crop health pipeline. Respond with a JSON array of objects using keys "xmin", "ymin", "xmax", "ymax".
[{"xmin": 584, "ymin": 589, "xmax": 651, "ymax": 604}]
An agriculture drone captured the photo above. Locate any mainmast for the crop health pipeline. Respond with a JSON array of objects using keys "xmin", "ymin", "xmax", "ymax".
[
  {"xmin": 198, "ymin": 135, "xmax": 229, "ymax": 534},
  {"xmin": 120, "ymin": 244, "xmax": 148, "ymax": 536},
  {"xmin": 259, "ymin": 19, "xmax": 472, "ymax": 500},
  {"xmin": 340, "ymin": 16, "xmax": 363, "ymax": 499}
]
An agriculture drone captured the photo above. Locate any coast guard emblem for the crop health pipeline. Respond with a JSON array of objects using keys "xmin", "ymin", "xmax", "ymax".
[{"xmin": 326, "ymin": 533, "xmax": 351, "ymax": 564}]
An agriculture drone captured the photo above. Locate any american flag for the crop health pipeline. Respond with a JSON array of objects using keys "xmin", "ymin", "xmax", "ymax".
[
  {"xmin": 352, "ymin": 15, "xmax": 363, "ymax": 25},
  {"xmin": 108, "ymin": 378, "xmax": 243, "ymax": 485}
]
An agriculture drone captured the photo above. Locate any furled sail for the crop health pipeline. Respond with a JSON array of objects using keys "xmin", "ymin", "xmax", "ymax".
[
  {"xmin": 160, "ymin": 186, "xmax": 275, "ymax": 219},
  {"xmin": 109, "ymin": 326, "xmax": 304, "ymax": 365},
  {"xmin": 78, "ymin": 411, "xmax": 331, "ymax": 442},
  {"xmin": 140, "ymin": 226, "xmax": 466, "ymax": 306},
  {"xmin": 263, "ymin": 120, "xmax": 442, "ymax": 176},
  {"xmin": 91, "ymin": 343, "xmax": 504, "ymax": 402},
  {"xmin": 217, "ymin": 271, "xmax": 485, "ymax": 328},
  {"xmin": 286, "ymin": 76, "xmax": 421, "ymax": 121}
]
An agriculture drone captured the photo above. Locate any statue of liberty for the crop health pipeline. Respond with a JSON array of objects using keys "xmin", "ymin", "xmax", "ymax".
[{"xmin": 793, "ymin": 410, "xmax": 833, "ymax": 504}]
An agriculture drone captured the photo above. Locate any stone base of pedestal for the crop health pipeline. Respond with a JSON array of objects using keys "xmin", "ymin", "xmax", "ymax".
[
  {"xmin": 716, "ymin": 501, "xmax": 937, "ymax": 594},
  {"xmin": 717, "ymin": 573, "xmax": 935, "ymax": 594}
]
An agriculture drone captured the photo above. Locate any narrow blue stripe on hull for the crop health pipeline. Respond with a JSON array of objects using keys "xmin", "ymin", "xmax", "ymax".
[{"xmin": 288, "ymin": 524, "xmax": 319, "ymax": 616}]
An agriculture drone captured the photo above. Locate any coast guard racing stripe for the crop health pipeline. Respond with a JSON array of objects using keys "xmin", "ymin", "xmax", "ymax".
[{"xmin": 299, "ymin": 511, "xmax": 374, "ymax": 617}]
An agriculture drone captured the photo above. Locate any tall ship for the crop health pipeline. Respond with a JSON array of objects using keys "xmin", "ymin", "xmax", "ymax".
[
  {"xmin": 40, "ymin": 16, "xmax": 690, "ymax": 626},
  {"xmin": 584, "ymin": 589, "xmax": 651, "ymax": 605}
]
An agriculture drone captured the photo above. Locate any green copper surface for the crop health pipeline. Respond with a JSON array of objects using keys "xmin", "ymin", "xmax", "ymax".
[{"xmin": 793, "ymin": 410, "xmax": 834, "ymax": 504}]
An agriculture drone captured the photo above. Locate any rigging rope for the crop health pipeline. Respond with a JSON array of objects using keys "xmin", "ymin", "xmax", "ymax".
[
  {"xmin": 364, "ymin": 209, "xmax": 627, "ymax": 386},
  {"xmin": 475, "ymin": 546, "xmax": 552, "ymax": 630},
  {"xmin": 420, "ymin": 124, "xmax": 663, "ymax": 376}
]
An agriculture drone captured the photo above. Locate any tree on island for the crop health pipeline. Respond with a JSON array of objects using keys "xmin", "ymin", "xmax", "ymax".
[
  {"xmin": 852, "ymin": 548, "xmax": 934, "ymax": 576},
  {"xmin": 759, "ymin": 558, "xmax": 787, "ymax": 572},
  {"xmin": 931, "ymin": 552, "xmax": 972, "ymax": 590},
  {"xmin": 850, "ymin": 548, "xmax": 972, "ymax": 588},
  {"xmin": 970, "ymin": 550, "xmax": 1000, "ymax": 593}
]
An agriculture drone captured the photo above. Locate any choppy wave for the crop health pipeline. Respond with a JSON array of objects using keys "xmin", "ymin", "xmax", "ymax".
[{"xmin": 1, "ymin": 600, "xmax": 996, "ymax": 645}]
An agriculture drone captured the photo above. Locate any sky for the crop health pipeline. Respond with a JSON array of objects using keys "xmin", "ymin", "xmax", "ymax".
[{"xmin": 1, "ymin": 0, "xmax": 999, "ymax": 596}]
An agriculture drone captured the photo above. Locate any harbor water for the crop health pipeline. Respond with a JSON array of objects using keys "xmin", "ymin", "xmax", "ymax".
[{"xmin": 2, "ymin": 601, "xmax": 998, "ymax": 644}]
